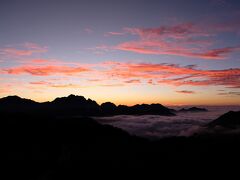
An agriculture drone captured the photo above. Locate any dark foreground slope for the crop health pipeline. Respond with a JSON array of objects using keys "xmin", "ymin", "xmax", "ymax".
[{"xmin": 6, "ymin": 111, "xmax": 240, "ymax": 179}]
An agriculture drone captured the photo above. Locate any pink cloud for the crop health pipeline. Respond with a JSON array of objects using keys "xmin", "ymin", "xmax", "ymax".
[
  {"xmin": 23, "ymin": 42, "xmax": 46, "ymax": 49},
  {"xmin": 1, "ymin": 60, "xmax": 239, "ymax": 89},
  {"xmin": 200, "ymin": 47, "xmax": 240, "ymax": 59},
  {"xmin": 116, "ymin": 39, "xmax": 239, "ymax": 60},
  {"xmin": 105, "ymin": 31, "xmax": 125, "ymax": 36},
  {"xmin": 31, "ymin": 59, "xmax": 51, "ymax": 63},
  {"xmin": 157, "ymin": 75, "xmax": 240, "ymax": 88},
  {"xmin": 123, "ymin": 23, "xmax": 209, "ymax": 39},
  {"xmin": 112, "ymin": 23, "xmax": 240, "ymax": 59},
  {"xmin": 103, "ymin": 61, "xmax": 202, "ymax": 79},
  {"xmin": 0, "ymin": 48, "xmax": 36, "ymax": 56},
  {"xmin": 84, "ymin": 28, "xmax": 93, "ymax": 34},
  {"xmin": 103, "ymin": 61, "xmax": 240, "ymax": 88},
  {"xmin": 2, "ymin": 65, "xmax": 90, "ymax": 76},
  {"xmin": 0, "ymin": 42, "xmax": 47, "ymax": 57},
  {"xmin": 86, "ymin": 44, "xmax": 114, "ymax": 55}
]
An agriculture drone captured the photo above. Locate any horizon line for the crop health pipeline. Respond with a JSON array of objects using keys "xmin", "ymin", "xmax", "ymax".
[{"xmin": 1, "ymin": 94, "xmax": 240, "ymax": 107}]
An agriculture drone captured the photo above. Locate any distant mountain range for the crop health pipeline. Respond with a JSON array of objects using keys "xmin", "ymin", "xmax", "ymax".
[
  {"xmin": 178, "ymin": 107, "xmax": 208, "ymax": 112},
  {"xmin": 0, "ymin": 94, "xmax": 175, "ymax": 116}
]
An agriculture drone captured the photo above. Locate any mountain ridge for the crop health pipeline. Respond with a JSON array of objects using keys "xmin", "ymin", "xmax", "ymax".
[
  {"xmin": 207, "ymin": 111, "xmax": 240, "ymax": 128},
  {"xmin": 178, "ymin": 107, "xmax": 208, "ymax": 112},
  {"xmin": 0, "ymin": 94, "xmax": 175, "ymax": 116}
]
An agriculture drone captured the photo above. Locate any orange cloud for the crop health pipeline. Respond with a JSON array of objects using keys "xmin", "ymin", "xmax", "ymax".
[
  {"xmin": 124, "ymin": 79, "xmax": 141, "ymax": 84},
  {"xmin": 217, "ymin": 92, "xmax": 240, "ymax": 96},
  {"xmin": 0, "ymin": 87, "xmax": 10, "ymax": 94},
  {"xmin": 50, "ymin": 84, "xmax": 82, "ymax": 88},
  {"xmin": 2, "ymin": 65, "xmax": 90, "ymax": 76},
  {"xmin": 29, "ymin": 80, "xmax": 83, "ymax": 88},
  {"xmin": 176, "ymin": 90, "xmax": 196, "ymax": 94},
  {"xmin": 87, "ymin": 79, "xmax": 101, "ymax": 82},
  {"xmin": 99, "ymin": 83, "xmax": 125, "ymax": 87},
  {"xmin": 30, "ymin": 81, "xmax": 51, "ymax": 85}
]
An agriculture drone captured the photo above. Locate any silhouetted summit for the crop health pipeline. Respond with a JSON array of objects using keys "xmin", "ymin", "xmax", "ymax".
[
  {"xmin": 178, "ymin": 107, "xmax": 208, "ymax": 112},
  {"xmin": 52, "ymin": 94, "xmax": 87, "ymax": 104},
  {"xmin": 101, "ymin": 102, "xmax": 117, "ymax": 115},
  {"xmin": 0, "ymin": 95, "xmax": 174, "ymax": 116},
  {"xmin": 0, "ymin": 95, "xmax": 39, "ymax": 112},
  {"xmin": 0, "ymin": 95, "xmax": 37, "ymax": 105},
  {"xmin": 208, "ymin": 111, "xmax": 240, "ymax": 128},
  {"xmin": 122, "ymin": 103, "xmax": 174, "ymax": 115},
  {"xmin": 49, "ymin": 94, "xmax": 100, "ymax": 115}
]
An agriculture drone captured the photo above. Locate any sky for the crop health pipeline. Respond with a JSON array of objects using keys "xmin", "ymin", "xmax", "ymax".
[{"xmin": 0, "ymin": 0, "xmax": 240, "ymax": 105}]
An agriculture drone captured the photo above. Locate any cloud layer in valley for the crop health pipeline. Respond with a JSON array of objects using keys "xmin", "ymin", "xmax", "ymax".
[{"xmin": 94, "ymin": 106, "xmax": 240, "ymax": 138}]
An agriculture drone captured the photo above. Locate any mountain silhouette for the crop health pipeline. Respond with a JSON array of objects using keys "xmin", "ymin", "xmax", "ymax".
[
  {"xmin": 100, "ymin": 102, "xmax": 117, "ymax": 115},
  {"xmin": 0, "ymin": 95, "xmax": 37, "ymax": 105},
  {"xmin": 0, "ymin": 95, "xmax": 39, "ymax": 113},
  {"xmin": 178, "ymin": 107, "xmax": 208, "ymax": 112},
  {"xmin": 207, "ymin": 111, "xmax": 240, "ymax": 128},
  {"xmin": 121, "ymin": 103, "xmax": 174, "ymax": 115},
  {"xmin": 47, "ymin": 94, "xmax": 101, "ymax": 115},
  {"xmin": 0, "ymin": 94, "xmax": 174, "ymax": 116}
]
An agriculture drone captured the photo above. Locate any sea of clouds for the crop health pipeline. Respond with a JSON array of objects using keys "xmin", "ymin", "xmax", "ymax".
[{"xmin": 94, "ymin": 106, "xmax": 240, "ymax": 139}]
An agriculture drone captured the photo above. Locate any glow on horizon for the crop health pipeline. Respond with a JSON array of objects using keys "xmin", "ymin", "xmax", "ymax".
[{"xmin": 2, "ymin": 84, "xmax": 240, "ymax": 106}]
